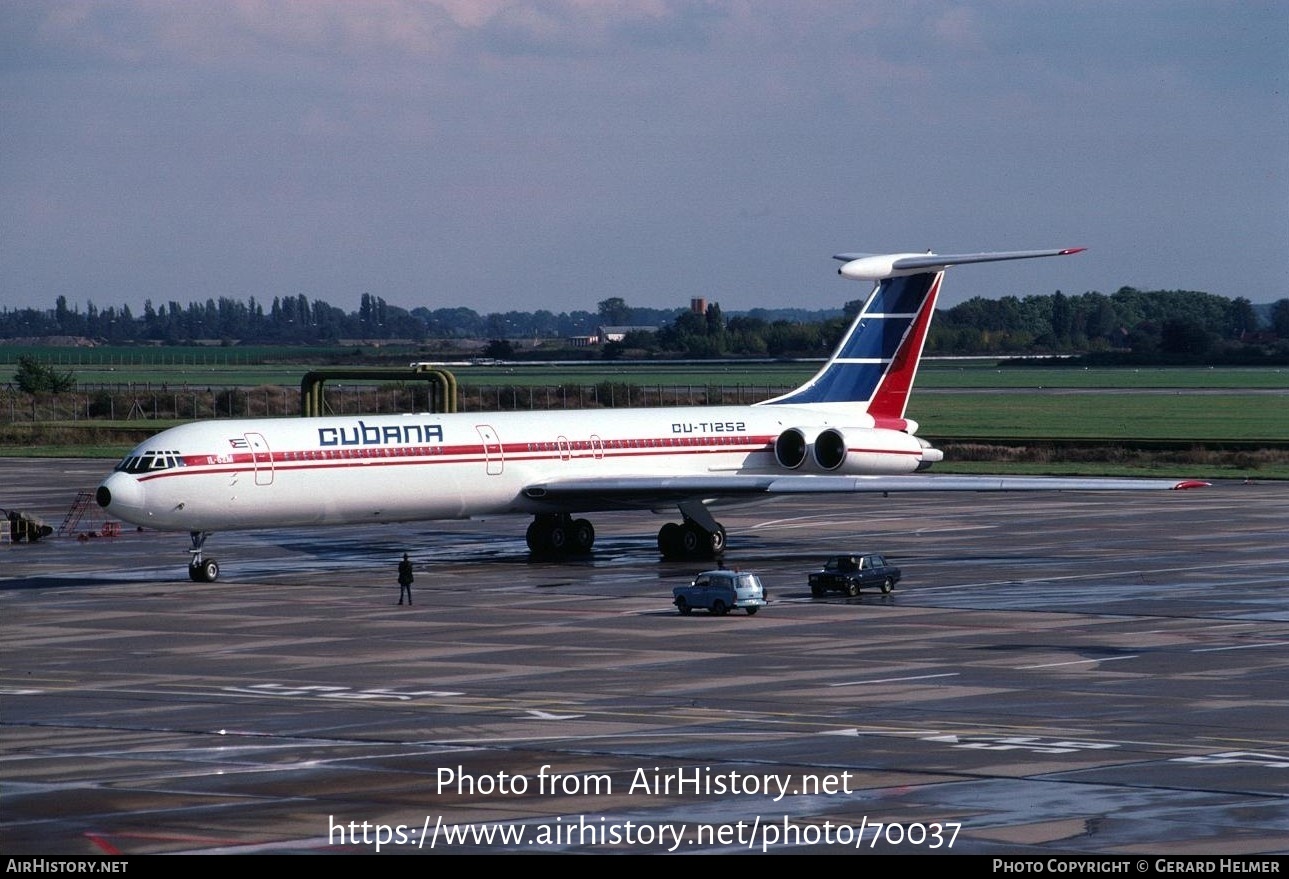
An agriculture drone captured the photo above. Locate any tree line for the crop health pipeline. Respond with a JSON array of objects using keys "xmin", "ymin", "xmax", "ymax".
[
  {"xmin": 4, "ymin": 287, "xmax": 1288, "ymax": 364},
  {"xmin": 630, "ymin": 289, "xmax": 1287, "ymax": 363}
]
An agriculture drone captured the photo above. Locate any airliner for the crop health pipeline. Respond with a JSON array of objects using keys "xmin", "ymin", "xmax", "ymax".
[{"xmin": 95, "ymin": 248, "xmax": 1206, "ymax": 582}]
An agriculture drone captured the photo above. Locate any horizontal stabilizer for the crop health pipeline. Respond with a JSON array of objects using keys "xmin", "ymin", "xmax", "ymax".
[{"xmin": 834, "ymin": 248, "xmax": 1085, "ymax": 281}]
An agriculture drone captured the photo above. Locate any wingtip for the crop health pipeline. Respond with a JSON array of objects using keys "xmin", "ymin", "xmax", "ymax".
[
  {"xmin": 1171, "ymin": 480, "xmax": 1210, "ymax": 490},
  {"xmin": 1059, "ymin": 247, "xmax": 1088, "ymax": 256}
]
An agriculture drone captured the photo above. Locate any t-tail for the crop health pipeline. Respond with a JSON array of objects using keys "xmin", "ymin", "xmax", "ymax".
[{"xmin": 760, "ymin": 248, "xmax": 1086, "ymax": 429}]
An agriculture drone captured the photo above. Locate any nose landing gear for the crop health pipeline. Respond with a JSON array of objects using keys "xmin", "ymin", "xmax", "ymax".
[{"xmin": 188, "ymin": 531, "xmax": 219, "ymax": 582}]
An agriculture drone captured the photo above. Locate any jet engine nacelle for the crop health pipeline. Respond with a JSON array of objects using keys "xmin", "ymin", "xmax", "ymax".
[
  {"xmin": 775, "ymin": 427, "xmax": 942, "ymax": 475},
  {"xmin": 774, "ymin": 427, "xmax": 813, "ymax": 470}
]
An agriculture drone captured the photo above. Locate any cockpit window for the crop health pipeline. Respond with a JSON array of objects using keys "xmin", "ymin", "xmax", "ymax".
[{"xmin": 116, "ymin": 450, "xmax": 184, "ymax": 473}]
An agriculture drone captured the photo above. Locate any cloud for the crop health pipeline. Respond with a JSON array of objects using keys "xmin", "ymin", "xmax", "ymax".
[{"xmin": 1, "ymin": 2, "xmax": 1285, "ymax": 313}]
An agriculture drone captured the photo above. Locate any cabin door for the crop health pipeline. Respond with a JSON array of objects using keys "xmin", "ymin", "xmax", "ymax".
[
  {"xmin": 245, "ymin": 432, "xmax": 274, "ymax": 486},
  {"xmin": 476, "ymin": 424, "xmax": 503, "ymax": 475}
]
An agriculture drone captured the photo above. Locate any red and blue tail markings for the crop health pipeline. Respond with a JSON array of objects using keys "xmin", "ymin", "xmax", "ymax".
[
  {"xmin": 866, "ymin": 272, "xmax": 942, "ymax": 430},
  {"xmin": 760, "ymin": 271, "xmax": 942, "ymax": 413}
]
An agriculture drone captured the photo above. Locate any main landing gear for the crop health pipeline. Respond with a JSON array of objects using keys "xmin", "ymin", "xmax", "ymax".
[
  {"xmin": 526, "ymin": 513, "xmax": 596, "ymax": 556},
  {"xmin": 656, "ymin": 520, "xmax": 726, "ymax": 560},
  {"xmin": 188, "ymin": 530, "xmax": 219, "ymax": 582},
  {"xmin": 657, "ymin": 500, "xmax": 728, "ymax": 561},
  {"xmin": 526, "ymin": 503, "xmax": 729, "ymax": 562}
]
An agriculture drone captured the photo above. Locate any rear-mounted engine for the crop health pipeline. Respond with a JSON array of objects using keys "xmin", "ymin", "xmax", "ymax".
[
  {"xmin": 775, "ymin": 426, "xmax": 940, "ymax": 475},
  {"xmin": 774, "ymin": 428, "xmax": 809, "ymax": 469}
]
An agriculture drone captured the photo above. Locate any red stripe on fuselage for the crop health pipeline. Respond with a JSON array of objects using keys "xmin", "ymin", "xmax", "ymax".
[{"xmin": 134, "ymin": 431, "xmax": 924, "ymax": 483}]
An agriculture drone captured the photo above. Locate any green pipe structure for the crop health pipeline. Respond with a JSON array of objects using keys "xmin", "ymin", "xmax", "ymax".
[{"xmin": 299, "ymin": 367, "xmax": 458, "ymax": 417}]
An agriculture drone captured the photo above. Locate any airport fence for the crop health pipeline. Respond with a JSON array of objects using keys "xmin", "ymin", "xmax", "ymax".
[{"xmin": 0, "ymin": 382, "xmax": 795, "ymax": 424}]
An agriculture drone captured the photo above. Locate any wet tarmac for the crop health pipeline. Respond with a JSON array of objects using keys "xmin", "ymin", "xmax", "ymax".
[{"xmin": 2, "ymin": 459, "xmax": 1287, "ymax": 855}]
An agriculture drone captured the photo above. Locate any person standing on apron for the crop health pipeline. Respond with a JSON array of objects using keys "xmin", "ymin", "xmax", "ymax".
[{"xmin": 397, "ymin": 552, "xmax": 414, "ymax": 605}]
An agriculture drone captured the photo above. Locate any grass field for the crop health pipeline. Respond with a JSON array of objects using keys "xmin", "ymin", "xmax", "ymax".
[
  {"xmin": 17, "ymin": 354, "xmax": 1287, "ymax": 392},
  {"xmin": 911, "ymin": 392, "xmax": 1288, "ymax": 441},
  {"xmin": 2, "ymin": 356, "xmax": 1285, "ymax": 477}
]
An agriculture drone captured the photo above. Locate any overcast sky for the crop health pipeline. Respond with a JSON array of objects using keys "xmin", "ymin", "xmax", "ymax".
[{"xmin": 3, "ymin": 1, "xmax": 1286, "ymax": 318}]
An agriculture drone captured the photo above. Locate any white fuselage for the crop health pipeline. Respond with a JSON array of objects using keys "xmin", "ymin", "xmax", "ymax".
[{"xmin": 97, "ymin": 402, "xmax": 929, "ymax": 533}]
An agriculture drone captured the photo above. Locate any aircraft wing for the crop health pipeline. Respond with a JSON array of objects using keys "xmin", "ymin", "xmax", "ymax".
[{"xmin": 521, "ymin": 474, "xmax": 1208, "ymax": 512}]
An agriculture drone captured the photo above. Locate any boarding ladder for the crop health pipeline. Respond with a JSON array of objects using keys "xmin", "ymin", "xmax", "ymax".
[{"xmin": 58, "ymin": 490, "xmax": 95, "ymax": 536}]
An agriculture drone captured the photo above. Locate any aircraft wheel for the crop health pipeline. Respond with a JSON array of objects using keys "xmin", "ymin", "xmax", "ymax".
[
  {"xmin": 570, "ymin": 518, "xmax": 595, "ymax": 553},
  {"xmin": 658, "ymin": 523, "xmax": 683, "ymax": 558},
  {"xmin": 190, "ymin": 559, "xmax": 219, "ymax": 583},
  {"xmin": 526, "ymin": 519, "xmax": 550, "ymax": 553},
  {"xmin": 708, "ymin": 525, "xmax": 727, "ymax": 555},
  {"xmin": 546, "ymin": 523, "xmax": 569, "ymax": 554},
  {"xmin": 880, "ymin": 578, "xmax": 894, "ymax": 594},
  {"xmin": 680, "ymin": 523, "xmax": 705, "ymax": 557}
]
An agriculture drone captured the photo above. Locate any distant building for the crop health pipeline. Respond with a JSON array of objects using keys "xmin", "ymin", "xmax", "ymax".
[
  {"xmin": 598, "ymin": 325, "xmax": 658, "ymax": 343},
  {"xmin": 567, "ymin": 325, "xmax": 659, "ymax": 347}
]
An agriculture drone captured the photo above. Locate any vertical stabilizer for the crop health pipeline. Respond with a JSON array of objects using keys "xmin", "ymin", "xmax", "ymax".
[
  {"xmin": 760, "ymin": 247, "xmax": 1083, "ymax": 423},
  {"xmin": 759, "ymin": 271, "xmax": 941, "ymax": 424}
]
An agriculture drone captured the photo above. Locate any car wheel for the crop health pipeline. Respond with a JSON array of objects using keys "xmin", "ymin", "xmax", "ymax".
[
  {"xmin": 846, "ymin": 582, "xmax": 860, "ymax": 597},
  {"xmin": 811, "ymin": 583, "xmax": 824, "ymax": 598},
  {"xmin": 711, "ymin": 599, "xmax": 728, "ymax": 616},
  {"xmin": 676, "ymin": 597, "xmax": 691, "ymax": 616},
  {"xmin": 745, "ymin": 606, "xmax": 759, "ymax": 616},
  {"xmin": 880, "ymin": 577, "xmax": 894, "ymax": 594}
]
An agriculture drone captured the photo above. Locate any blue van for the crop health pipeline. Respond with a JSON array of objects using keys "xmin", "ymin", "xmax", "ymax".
[{"xmin": 673, "ymin": 570, "xmax": 767, "ymax": 616}]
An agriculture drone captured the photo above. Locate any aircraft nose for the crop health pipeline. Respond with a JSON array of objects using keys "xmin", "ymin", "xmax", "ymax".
[{"xmin": 96, "ymin": 472, "xmax": 145, "ymax": 521}]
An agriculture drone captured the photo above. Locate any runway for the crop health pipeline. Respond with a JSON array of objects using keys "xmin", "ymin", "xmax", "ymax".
[{"xmin": 2, "ymin": 459, "xmax": 1287, "ymax": 855}]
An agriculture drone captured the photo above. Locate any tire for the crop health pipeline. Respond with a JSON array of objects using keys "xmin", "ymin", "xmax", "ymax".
[
  {"xmin": 711, "ymin": 599, "xmax": 728, "ymax": 616},
  {"xmin": 192, "ymin": 558, "xmax": 219, "ymax": 583},
  {"xmin": 658, "ymin": 523, "xmax": 683, "ymax": 558},
  {"xmin": 811, "ymin": 583, "xmax": 824, "ymax": 598},
  {"xmin": 880, "ymin": 577, "xmax": 894, "ymax": 594},
  {"xmin": 525, "ymin": 519, "xmax": 548, "ymax": 553},
  {"xmin": 546, "ymin": 523, "xmax": 568, "ymax": 554},
  {"xmin": 570, "ymin": 518, "xmax": 595, "ymax": 553},
  {"xmin": 745, "ymin": 606, "xmax": 759, "ymax": 616},
  {"xmin": 846, "ymin": 581, "xmax": 860, "ymax": 597},
  {"xmin": 708, "ymin": 526, "xmax": 727, "ymax": 555},
  {"xmin": 676, "ymin": 597, "xmax": 691, "ymax": 616},
  {"xmin": 680, "ymin": 524, "xmax": 703, "ymax": 557}
]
